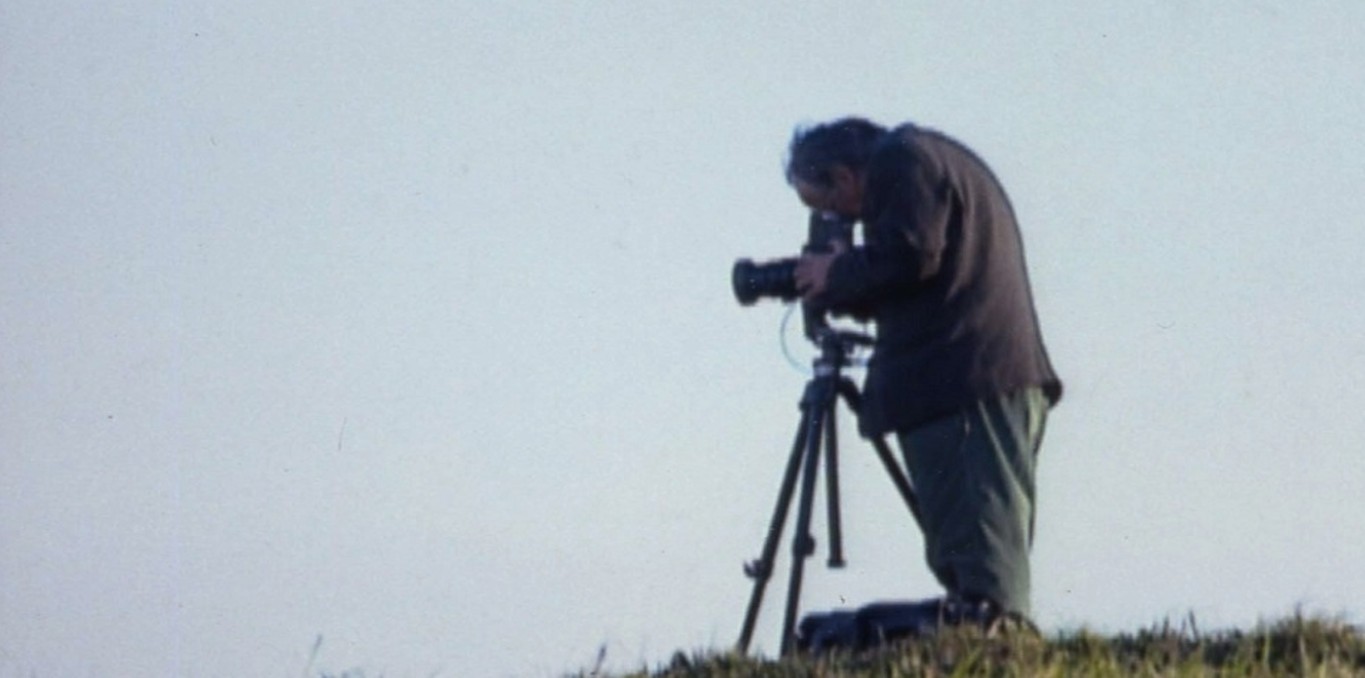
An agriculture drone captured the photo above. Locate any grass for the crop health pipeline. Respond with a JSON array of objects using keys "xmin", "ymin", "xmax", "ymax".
[{"xmin": 579, "ymin": 613, "xmax": 1365, "ymax": 677}]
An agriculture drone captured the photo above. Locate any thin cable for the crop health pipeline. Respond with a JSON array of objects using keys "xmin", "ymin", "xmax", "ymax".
[{"xmin": 780, "ymin": 303, "xmax": 812, "ymax": 375}]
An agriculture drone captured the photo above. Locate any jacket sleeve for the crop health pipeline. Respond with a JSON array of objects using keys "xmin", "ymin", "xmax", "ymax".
[{"xmin": 814, "ymin": 140, "xmax": 953, "ymax": 309}]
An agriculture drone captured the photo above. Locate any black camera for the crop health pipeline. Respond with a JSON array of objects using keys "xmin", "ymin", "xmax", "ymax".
[
  {"xmin": 731, "ymin": 211, "xmax": 854, "ymax": 306},
  {"xmin": 731, "ymin": 258, "xmax": 799, "ymax": 305}
]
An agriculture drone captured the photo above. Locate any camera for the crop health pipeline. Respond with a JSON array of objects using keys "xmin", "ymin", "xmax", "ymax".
[{"xmin": 731, "ymin": 211, "xmax": 854, "ymax": 306}]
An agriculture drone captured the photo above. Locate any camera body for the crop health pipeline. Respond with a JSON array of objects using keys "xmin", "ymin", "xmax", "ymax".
[{"xmin": 731, "ymin": 211, "xmax": 854, "ymax": 306}]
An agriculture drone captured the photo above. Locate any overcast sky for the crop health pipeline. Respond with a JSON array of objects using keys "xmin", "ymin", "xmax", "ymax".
[{"xmin": 3, "ymin": 2, "xmax": 1364, "ymax": 676}]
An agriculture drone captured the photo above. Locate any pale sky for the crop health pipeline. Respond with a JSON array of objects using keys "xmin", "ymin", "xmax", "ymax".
[{"xmin": 3, "ymin": 2, "xmax": 1364, "ymax": 676}]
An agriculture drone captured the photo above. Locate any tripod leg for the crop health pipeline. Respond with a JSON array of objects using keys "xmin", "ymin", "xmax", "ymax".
[
  {"xmin": 868, "ymin": 435, "xmax": 924, "ymax": 529},
  {"xmin": 737, "ymin": 406, "xmax": 813, "ymax": 654},
  {"xmin": 838, "ymin": 379, "xmax": 924, "ymax": 528},
  {"xmin": 779, "ymin": 403, "xmax": 827, "ymax": 656},
  {"xmin": 823, "ymin": 401, "xmax": 845, "ymax": 568}
]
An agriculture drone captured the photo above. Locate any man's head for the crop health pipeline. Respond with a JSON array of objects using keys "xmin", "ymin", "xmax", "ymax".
[{"xmin": 785, "ymin": 117, "xmax": 887, "ymax": 219}]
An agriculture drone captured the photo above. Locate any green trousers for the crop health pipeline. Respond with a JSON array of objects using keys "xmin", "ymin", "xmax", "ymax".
[{"xmin": 895, "ymin": 387, "xmax": 1049, "ymax": 618}]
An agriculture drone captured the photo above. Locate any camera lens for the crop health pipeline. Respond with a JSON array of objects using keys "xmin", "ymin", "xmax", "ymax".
[{"xmin": 732, "ymin": 258, "xmax": 800, "ymax": 306}]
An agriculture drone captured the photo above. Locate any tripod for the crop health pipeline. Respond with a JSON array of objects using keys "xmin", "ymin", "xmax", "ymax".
[{"xmin": 736, "ymin": 329, "xmax": 924, "ymax": 656}]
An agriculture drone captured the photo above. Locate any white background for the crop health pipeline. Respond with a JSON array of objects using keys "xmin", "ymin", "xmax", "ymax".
[{"xmin": 3, "ymin": 2, "xmax": 1363, "ymax": 676}]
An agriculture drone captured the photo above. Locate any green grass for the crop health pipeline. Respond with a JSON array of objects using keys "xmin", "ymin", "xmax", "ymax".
[{"xmin": 580, "ymin": 613, "xmax": 1365, "ymax": 677}]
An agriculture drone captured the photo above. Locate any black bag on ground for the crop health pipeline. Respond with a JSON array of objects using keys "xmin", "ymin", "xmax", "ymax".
[
  {"xmin": 796, "ymin": 596, "xmax": 1008, "ymax": 653},
  {"xmin": 796, "ymin": 598, "xmax": 945, "ymax": 653}
]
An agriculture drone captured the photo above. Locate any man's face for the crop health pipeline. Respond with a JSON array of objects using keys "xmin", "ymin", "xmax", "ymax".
[{"xmin": 794, "ymin": 165, "xmax": 863, "ymax": 220}]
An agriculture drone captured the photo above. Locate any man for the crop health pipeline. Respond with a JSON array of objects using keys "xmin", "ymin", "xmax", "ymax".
[{"xmin": 789, "ymin": 117, "xmax": 1062, "ymax": 625}]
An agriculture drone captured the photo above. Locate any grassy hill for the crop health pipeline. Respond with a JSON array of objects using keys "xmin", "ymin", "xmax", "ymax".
[{"xmin": 582, "ymin": 613, "xmax": 1365, "ymax": 677}]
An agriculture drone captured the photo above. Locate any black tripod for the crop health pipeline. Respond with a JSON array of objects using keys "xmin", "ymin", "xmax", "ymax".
[{"xmin": 736, "ymin": 329, "xmax": 924, "ymax": 656}]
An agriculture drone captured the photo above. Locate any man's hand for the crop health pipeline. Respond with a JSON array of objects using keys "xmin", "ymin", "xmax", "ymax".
[{"xmin": 793, "ymin": 239, "xmax": 848, "ymax": 301}]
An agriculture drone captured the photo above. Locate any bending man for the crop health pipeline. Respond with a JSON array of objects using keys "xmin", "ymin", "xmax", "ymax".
[{"xmin": 790, "ymin": 117, "xmax": 1063, "ymax": 623}]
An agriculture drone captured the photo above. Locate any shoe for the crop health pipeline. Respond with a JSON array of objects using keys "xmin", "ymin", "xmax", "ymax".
[{"xmin": 943, "ymin": 595, "xmax": 1040, "ymax": 637}]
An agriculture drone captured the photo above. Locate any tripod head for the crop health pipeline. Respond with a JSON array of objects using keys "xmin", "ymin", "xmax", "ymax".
[{"xmin": 810, "ymin": 328, "xmax": 873, "ymax": 376}]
